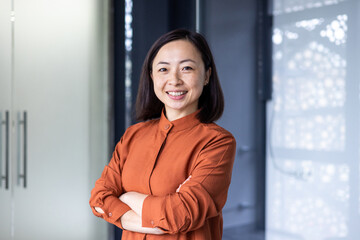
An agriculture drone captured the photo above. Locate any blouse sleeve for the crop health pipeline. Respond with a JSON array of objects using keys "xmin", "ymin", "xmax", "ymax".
[
  {"xmin": 141, "ymin": 133, "xmax": 236, "ymax": 234},
  {"xmin": 89, "ymin": 138, "xmax": 131, "ymax": 228}
]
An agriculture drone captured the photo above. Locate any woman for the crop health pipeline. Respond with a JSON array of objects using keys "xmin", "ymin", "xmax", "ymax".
[{"xmin": 89, "ymin": 29, "xmax": 236, "ymax": 239}]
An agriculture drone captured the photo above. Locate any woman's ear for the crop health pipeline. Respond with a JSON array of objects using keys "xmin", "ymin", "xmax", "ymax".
[{"xmin": 204, "ymin": 67, "xmax": 212, "ymax": 86}]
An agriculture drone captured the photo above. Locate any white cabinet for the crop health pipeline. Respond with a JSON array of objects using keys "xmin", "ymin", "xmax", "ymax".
[{"xmin": 0, "ymin": 0, "xmax": 110, "ymax": 239}]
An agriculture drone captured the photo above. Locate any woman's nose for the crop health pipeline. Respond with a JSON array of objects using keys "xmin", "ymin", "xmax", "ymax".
[{"xmin": 168, "ymin": 70, "xmax": 182, "ymax": 85}]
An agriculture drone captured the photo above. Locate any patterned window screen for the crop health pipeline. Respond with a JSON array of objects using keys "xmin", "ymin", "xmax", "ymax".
[{"xmin": 266, "ymin": 0, "xmax": 360, "ymax": 239}]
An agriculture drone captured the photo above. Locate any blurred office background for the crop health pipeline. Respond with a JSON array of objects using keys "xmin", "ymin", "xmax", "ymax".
[{"xmin": 0, "ymin": 0, "xmax": 359, "ymax": 239}]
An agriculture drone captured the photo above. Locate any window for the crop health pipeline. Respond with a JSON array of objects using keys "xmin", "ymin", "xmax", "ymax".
[{"xmin": 266, "ymin": 0, "xmax": 359, "ymax": 239}]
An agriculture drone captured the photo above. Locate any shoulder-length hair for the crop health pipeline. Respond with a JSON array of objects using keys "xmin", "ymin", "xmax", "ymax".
[{"xmin": 135, "ymin": 29, "xmax": 224, "ymax": 123}]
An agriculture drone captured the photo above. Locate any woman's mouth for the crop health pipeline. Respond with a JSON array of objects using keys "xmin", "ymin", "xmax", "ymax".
[{"xmin": 166, "ymin": 91, "xmax": 187, "ymax": 100}]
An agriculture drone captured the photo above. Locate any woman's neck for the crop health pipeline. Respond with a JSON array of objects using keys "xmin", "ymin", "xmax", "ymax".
[{"xmin": 165, "ymin": 108, "xmax": 198, "ymax": 122}]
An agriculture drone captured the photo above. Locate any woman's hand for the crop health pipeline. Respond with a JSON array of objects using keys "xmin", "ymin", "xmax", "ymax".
[
  {"xmin": 119, "ymin": 192, "xmax": 148, "ymax": 217},
  {"xmin": 94, "ymin": 207, "xmax": 104, "ymax": 214},
  {"xmin": 176, "ymin": 175, "xmax": 192, "ymax": 192},
  {"xmin": 94, "ymin": 195, "xmax": 164, "ymax": 235},
  {"xmin": 121, "ymin": 210, "xmax": 164, "ymax": 235}
]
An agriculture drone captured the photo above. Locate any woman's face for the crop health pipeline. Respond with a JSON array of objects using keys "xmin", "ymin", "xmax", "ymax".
[{"xmin": 151, "ymin": 40, "xmax": 211, "ymax": 121}]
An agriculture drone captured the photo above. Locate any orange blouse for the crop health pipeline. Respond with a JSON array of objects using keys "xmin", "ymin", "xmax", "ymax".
[{"xmin": 89, "ymin": 110, "xmax": 236, "ymax": 239}]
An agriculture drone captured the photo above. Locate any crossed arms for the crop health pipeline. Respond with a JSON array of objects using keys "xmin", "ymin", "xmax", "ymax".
[{"xmin": 89, "ymin": 134, "xmax": 236, "ymax": 235}]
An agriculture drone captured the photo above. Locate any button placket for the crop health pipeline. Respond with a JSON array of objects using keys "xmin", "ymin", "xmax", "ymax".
[{"xmin": 146, "ymin": 126, "xmax": 170, "ymax": 195}]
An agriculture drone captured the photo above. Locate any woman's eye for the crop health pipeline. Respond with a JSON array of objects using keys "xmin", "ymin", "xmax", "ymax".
[
  {"xmin": 159, "ymin": 68, "xmax": 167, "ymax": 72},
  {"xmin": 182, "ymin": 66, "xmax": 193, "ymax": 71}
]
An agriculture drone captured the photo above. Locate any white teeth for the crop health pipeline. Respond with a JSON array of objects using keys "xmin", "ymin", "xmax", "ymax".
[{"xmin": 168, "ymin": 91, "xmax": 186, "ymax": 96}]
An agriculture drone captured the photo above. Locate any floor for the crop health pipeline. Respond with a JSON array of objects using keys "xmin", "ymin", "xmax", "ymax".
[{"xmin": 222, "ymin": 226, "xmax": 265, "ymax": 240}]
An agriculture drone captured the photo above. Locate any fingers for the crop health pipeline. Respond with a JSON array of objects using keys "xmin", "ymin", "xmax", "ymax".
[
  {"xmin": 94, "ymin": 206, "xmax": 105, "ymax": 214},
  {"xmin": 176, "ymin": 175, "xmax": 192, "ymax": 192}
]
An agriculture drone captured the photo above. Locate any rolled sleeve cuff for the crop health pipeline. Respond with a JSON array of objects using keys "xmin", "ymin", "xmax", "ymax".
[
  {"xmin": 100, "ymin": 195, "xmax": 132, "ymax": 228},
  {"xmin": 142, "ymin": 195, "xmax": 166, "ymax": 229}
]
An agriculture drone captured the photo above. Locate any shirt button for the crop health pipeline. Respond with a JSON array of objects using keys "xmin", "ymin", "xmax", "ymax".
[
  {"xmin": 108, "ymin": 212, "xmax": 112, "ymax": 217},
  {"xmin": 164, "ymin": 124, "xmax": 170, "ymax": 130}
]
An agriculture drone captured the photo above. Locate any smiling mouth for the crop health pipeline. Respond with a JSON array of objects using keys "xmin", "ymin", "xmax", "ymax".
[{"xmin": 166, "ymin": 91, "xmax": 187, "ymax": 96}]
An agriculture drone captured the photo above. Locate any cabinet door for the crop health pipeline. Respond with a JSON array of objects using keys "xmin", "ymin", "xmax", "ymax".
[
  {"xmin": 12, "ymin": 0, "xmax": 108, "ymax": 239},
  {"xmin": 0, "ymin": 1, "xmax": 13, "ymax": 239}
]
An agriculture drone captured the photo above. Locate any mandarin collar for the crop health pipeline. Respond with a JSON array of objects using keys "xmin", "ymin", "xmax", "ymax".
[{"xmin": 159, "ymin": 109, "xmax": 201, "ymax": 133}]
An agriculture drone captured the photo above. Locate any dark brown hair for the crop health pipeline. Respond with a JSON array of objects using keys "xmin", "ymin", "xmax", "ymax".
[{"xmin": 135, "ymin": 29, "xmax": 224, "ymax": 123}]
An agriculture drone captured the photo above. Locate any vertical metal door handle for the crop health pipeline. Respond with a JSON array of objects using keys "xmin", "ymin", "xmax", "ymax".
[
  {"xmin": 18, "ymin": 111, "xmax": 27, "ymax": 188},
  {"xmin": 0, "ymin": 111, "xmax": 10, "ymax": 189},
  {"xmin": 0, "ymin": 112, "xmax": 2, "ymax": 188},
  {"xmin": 23, "ymin": 111, "xmax": 27, "ymax": 188}
]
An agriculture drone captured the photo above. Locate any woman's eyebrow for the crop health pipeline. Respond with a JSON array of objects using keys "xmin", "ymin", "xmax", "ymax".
[
  {"xmin": 156, "ymin": 61, "xmax": 170, "ymax": 65},
  {"xmin": 156, "ymin": 59, "xmax": 196, "ymax": 66}
]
